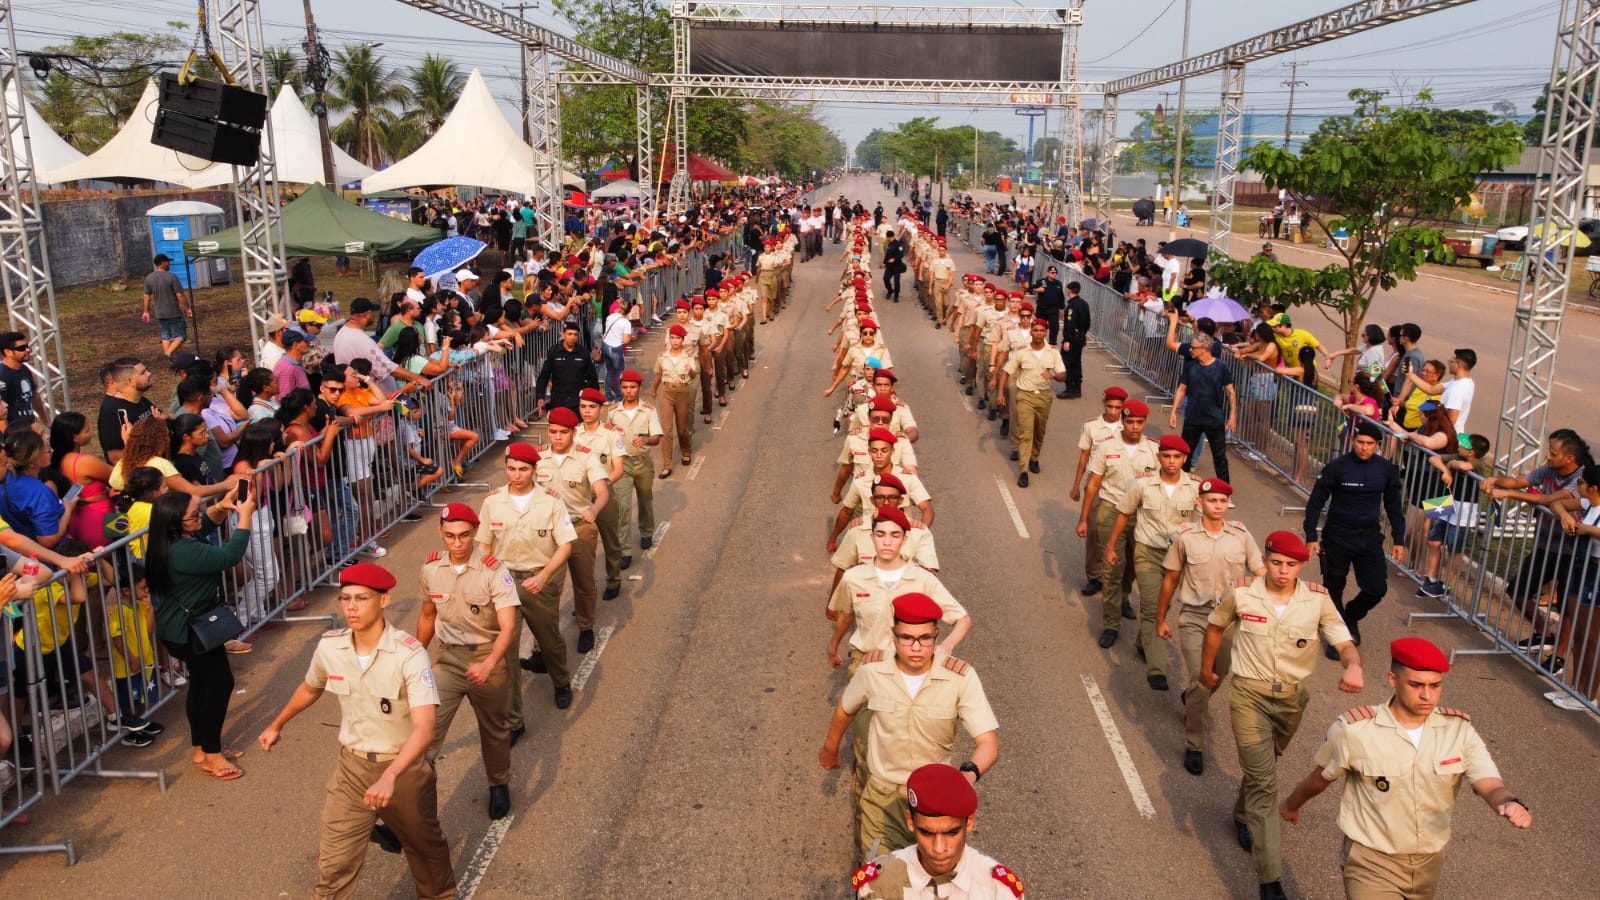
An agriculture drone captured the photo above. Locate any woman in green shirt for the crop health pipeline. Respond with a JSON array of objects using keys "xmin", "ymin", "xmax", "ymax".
[{"xmin": 144, "ymin": 487, "xmax": 257, "ymax": 780}]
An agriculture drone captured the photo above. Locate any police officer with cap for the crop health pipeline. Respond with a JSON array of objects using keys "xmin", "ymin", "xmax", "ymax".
[
  {"xmin": 1282, "ymin": 637, "xmax": 1531, "ymax": 900},
  {"xmin": 1200, "ymin": 531, "xmax": 1363, "ymax": 900},
  {"xmin": 416, "ymin": 502, "xmax": 520, "ymax": 819},
  {"xmin": 852, "ymin": 763, "xmax": 1025, "ymax": 899},
  {"xmin": 258, "ymin": 562, "xmax": 455, "ymax": 899}
]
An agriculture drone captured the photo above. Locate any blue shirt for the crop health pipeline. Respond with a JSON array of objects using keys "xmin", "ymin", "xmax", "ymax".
[{"xmin": 0, "ymin": 473, "xmax": 63, "ymax": 541}]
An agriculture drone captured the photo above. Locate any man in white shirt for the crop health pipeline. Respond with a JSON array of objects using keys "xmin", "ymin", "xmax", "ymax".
[
  {"xmin": 1439, "ymin": 348, "xmax": 1476, "ymax": 432},
  {"xmin": 1160, "ymin": 252, "xmax": 1183, "ymax": 301},
  {"xmin": 404, "ymin": 266, "xmax": 428, "ymax": 305}
]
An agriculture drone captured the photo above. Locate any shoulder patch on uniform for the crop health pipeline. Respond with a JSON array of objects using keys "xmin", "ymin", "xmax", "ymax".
[
  {"xmin": 322, "ymin": 627, "xmax": 350, "ymax": 638},
  {"xmin": 426, "ymin": 551, "xmax": 442, "ymax": 563},
  {"xmin": 401, "ymin": 635, "xmax": 421, "ymax": 647},
  {"xmin": 1234, "ymin": 576, "xmax": 1254, "ymax": 587},
  {"xmin": 1227, "ymin": 520, "xmax": 1247, "ymax": 529},
  {"xmin": 992, "ymin": 864, "xmax": 1025, "ymax": 898},
  {"xmin": 604, "ymin": 423, "xmax": 623, "ymax": 431},
  {"xmin": 942, "ymin": 656, "xmax": 970, "ymax": 675},
  {"xmin": 483, "ymin": 554, "xmax": 499, "ymax": 568},
  {"xmin": 1307, "ymin": 582, "xmax": 1328, "ymax": 594},
  {"xmin": 544, "ymin": 487, "xmax": 561, "ymax": 498},
  {"xmin": 1341, "ymin": 705, "xmax": 1377, "ymax": 724},
  {"xmin": 1176, "ymin": 523, "xmax": 1195, "ymax": 533},
  {"xmin": 1435, "ymin": 707, "xmax": 1471, "ymax": 720},
  {"xmin": 862, "ymin": 649, "xmax": 888, "ymax": 664},
  {"xmin": 851, "ymin": 861, "xmax": 882, "ymax": 890}
]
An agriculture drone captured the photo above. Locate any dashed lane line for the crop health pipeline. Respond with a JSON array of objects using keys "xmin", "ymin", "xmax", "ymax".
[
  {"xmin": 456, "ymin": 815, "xmax": 515, "ymax": 899},
  {"xmin": 1081, "ymin": 674, "xmax": 1156, "ymax": 820},
  {"xmin": 993, "ymin": 475, "xmax": 1030, "ymax": 539},
  {"xmin": 644, "ymin": 521, "xmax": 671, "ymax": 559},
  {"xmin": 571, "ymin": 625, "xmax": 615, "ymax": 692},
  {"xmin": 686, "ymin": 456, "xmax": 708, "ymax": 481}
]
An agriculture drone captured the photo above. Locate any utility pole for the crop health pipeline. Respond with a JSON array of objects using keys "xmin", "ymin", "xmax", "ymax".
[
  {"xmin": 504, "ymin": 2, "xmax": 538, "ymax": 144},
  {"xmin": 300, "ymin": 0, "xmax": 336, "ymax": 187},
  {"xmin": 1167, "ymin": 0, "xmax": 1192, "ymax": 241},
  {"xmin": 1282, "ymin": 60, "xmax": 1308, "ymax": 150}
]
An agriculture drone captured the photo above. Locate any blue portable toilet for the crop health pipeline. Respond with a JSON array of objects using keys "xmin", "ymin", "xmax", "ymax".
[{"xmin": 146, "ymin": 200, "xmax": 231, "ymax": 289}]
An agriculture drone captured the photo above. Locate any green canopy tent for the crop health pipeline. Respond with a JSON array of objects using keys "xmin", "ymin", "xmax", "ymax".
[{"xmin": 182, "ymin": 183, "xmax": 439, "ymax": 266}]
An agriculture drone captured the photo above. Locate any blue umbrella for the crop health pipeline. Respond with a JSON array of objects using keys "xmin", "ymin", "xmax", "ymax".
[{"xmin": 412, "ymin": 236, "xmax": 487, "ymax": 277}]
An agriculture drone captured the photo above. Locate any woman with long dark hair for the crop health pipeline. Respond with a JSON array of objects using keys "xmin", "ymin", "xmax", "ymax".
[
  {"xmin": 49, "ymin": 412, "xmax": 116, "ymax": 548},
  {"xmin": 145, "ymin": 486, "xmax": 257, "ymax": 779}
]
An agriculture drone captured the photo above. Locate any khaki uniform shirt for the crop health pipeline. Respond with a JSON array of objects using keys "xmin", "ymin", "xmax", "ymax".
[
  {"xmin": 1117, "ymin": 472, "xmax": 1201, "ymax": 548},
  {"xmin": 840, "ymin": 652, "xmax": 999, "ymax": 784},
  {"xmin": 1003, "ymin": 345, "xmax": 1066, "ymax": 393},
  {"xmin": 1163, "ymin": 521, "xmax": 1264, "ymax": 606},
  {"xmin": 575, "ymin": 421, "xmax": 627, "ymax": 474},
  {"xmin": 955, "ymin": 290, "xmax": 983, "ymax": 332},
  {"xmin": 843, "ymin": 468, "xmax": 932, "ymax": 516},
  {"xmin": 757, "ymin": 251, "xmax": 783, "ymax": 281},
  {"xmin": 831, "ymin": 521, "xmax": 939, "ymax": 572},
  {"xmin": 857, "ymin": 845, "xmax": 1024, "ymax": 900},
  {"xmin": 607, "ymin": 402, "xmax": 664, "ymax": 458},
  {"xmin": 928, "ymin": 256, "xmax": 956, "ymax": 288},
  {"xmin": 839, "ymin": 428, "xmax": 917, "ymax": 477},
  {"xmin": 1078, "ymin": 415, "xmax": 1123, "ymax": 453},
  {"xmin": 1209, "ymin": 577, "xmax": 1353, "ymax": 684},
  {"xmin": 653, "ymin": 349, "xmax": 698, "ymax": 385},
  {"xmin": 1314, "ymin": 702, "xmax": 1500, "ymax": 855},
  {"xmin": 846, "ymin": 343, "xmax": 894, "ymax": 375},
  {"xmin": 829, "ymin": 563, "xmax": 966, "ymax": 653},
  {"xmin": 690, "ymin": 315, "xmax": 714, "ymax": 348},
  {"xmin": 419, "ymin": 548, "xmax": 519, "ymax": 645},
  {"xmin": 475, "ymin": 486, "xmax": 578, "ymax": 570},
  {"xmin": 1088, "ymin": 437, "xmax": 1160, "ymax": 509},
  {"xmin": 306, "ymin": 623, "xmax": 438, "ymax": 755},
  {"xmin": 978, "ymin": 306, "xmax": 1010, "ymax": 345},
  {"xmin": 703, "ymin": 308, "xmax": 729, "ymax": 339},
  {"xmin": 535, "ymin": 449, "xmax": 611, "ymax": 514},
  {"xmin": 852, "ymin": 396, "xmax": 919, "ymax": 434}
]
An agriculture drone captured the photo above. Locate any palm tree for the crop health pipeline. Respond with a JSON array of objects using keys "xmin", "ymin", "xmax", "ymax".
[
  {"xmin": 392, "ymin": 53, "xmax": 464, "ymax": 157},
  {"xmin": 325, "ymin": 43, "xmax": 406, "ymax": 167},
  {"xmin": 264, "ymin": 47, "xmax": 305, "ymax": 97}
]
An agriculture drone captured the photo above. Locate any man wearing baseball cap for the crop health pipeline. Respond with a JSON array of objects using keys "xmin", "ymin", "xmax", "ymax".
[
  {"xmin": 1282, "ymin": 637, "xmax": 1530, "ymax": 899},
  {"xmin": 415, "ymin": 503, "xmax": 521, "ymax": 819},
  {"xmin": 851, "ymin": 763, "xmax": 1025, "ymax": 898},
  {"xmin": 1079, "ymin": 398, "xmax": 1159, "ymax": 648},
  {"xmin": 1199, "ymin": 530, "xmax": 1364, "ymax": 900},
  {"xmin": 142, "ymin": 253, "xmax": 191, "ymax": 358}
]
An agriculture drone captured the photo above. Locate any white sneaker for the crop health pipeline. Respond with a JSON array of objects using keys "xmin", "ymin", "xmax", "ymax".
[
  {"xmin": 360, "ymin": 543, "xmax": 388, "ymax": 559},
  {"xmin": 1549, "ymin": 694, "xmax": 1591, "ymax": 711},
  {"xmin": 493, "ymin": 429, "xmax": 512, "ymax": 441},
  {"xmin": 1544, "ymin": 690, "xmax": 1567, "ymax": 700},
  {"xmin": 161, "ymin": 667, "xmax": 188, "ymax": 688}
]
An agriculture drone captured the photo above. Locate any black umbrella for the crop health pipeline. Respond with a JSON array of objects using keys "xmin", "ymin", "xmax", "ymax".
[
  {"xmin": 1162, "ymin": 237, "xmax": 1210, "ymax": 259},
  {"xmin": 1079, "ymin": 217, "xmax": 1102, "ymax": 231},
  {"xmin": 1131, "ymin": 198, "xmax": 1156, "ymax": 220}
]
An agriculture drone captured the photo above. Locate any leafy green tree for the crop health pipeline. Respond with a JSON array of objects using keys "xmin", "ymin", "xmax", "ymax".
[
  {"xmin": 28, "ymin": 25, "xmax": 190, "ymax": 153},
  {"xmin": 1210, "ymin": 89, "xmax": 1524, "ymax": 386},
  {"xmin": 1116, "ymin": 108, "xmax": 1212, "ymax": 189},
  {"xmin": 326, "ymin": 43, "xmax": 406, "ymax": 166},
  {"xmin": 391, "ymin": 53, "xmax": 465, "ymax": 157},
  {"xmin": 30, "ymin": 71, "xmax": 102, "ymax": 152},
  {"xmin": 740, "ymin": 102, "xmax": 842, "ymax": 178},
  {"xmin": 264, "ymin": 47, "xmax": 305, "ymax": 98},
  {"xmin": 1524, "ymin": 74, "xmax": 1598, "ymax": 147}
]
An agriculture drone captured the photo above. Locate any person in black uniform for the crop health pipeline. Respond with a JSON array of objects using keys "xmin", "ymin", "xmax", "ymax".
[
  {"xmin": 1059, "ymin": 281, "xmax": 1092, "ymax": 400},
  {"xmin": 1304, "ymin": 420, "xmax": 1407, "ymax": 657},
  {"xmin": 935, "ymin": 203, "xmax": 949, "ymax": 238},
  {"xmin": 534, "ymin": 322, "xmax": 599, "ymax": 420},
  {"xmin": 1031, "ymin": 265, "xmax": 1066, "ymax": 346},
  {"xmin": 882, "ymin": 231, "xmax": 906, "ymax": 301}
]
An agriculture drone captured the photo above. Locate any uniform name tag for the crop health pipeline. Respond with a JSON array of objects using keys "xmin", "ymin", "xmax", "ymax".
[
  {"xmin": 428, "ymin": 593, "xmax": 444, "ymax": 599},
  {"xmin": 491, "ymin": 522, "xmax": 504, "ymax": 527},
  {"xmin": 855, "ymin": 593, "xmax": 871, "ymax": 598},
  {"xmin": 327, "ymin": 674, "xmax": 344, "ymax": 681},
  {"xmin": 1241, "ymin": 613, "xmax": 1268, "ymax": 623},
  {"xmin": 1440, "ymin": 757, "xmax": 1462, "ymax": 765}
]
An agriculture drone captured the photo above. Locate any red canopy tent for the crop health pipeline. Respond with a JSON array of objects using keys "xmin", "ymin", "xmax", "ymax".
[{"xmin": 659, "ymin": 152, "xmax": 736, "ymax": 182}]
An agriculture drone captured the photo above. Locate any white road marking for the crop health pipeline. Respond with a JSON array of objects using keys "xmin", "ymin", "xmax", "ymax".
[
  {"xmin": 1556, "ymin": 380, "xmax": 1581, "ymax": 392},
  {"xmin": 686, "ymin": 456, "xmax": 708, "ymax": 481},
  {"xmin": 644, "ymin": 521, "xmax": 670, "ymax": 559},
  {"xmin": 714, "ymin": 407, "xmax": 731, "ymax": 431},
  {"xmin": 954, "ymin": 375, "xmax": 973, "ymax": 412},
  {"xmin": 456, "ymin": 814, "xmax": 515, "ymax": 899},
  {"xmin": 1080, "ymin": 674, "xmax": 1157, "ymax": 820},
  {"xmin": 993, "ymin": 475, "xmax": 1030, "ymax": 539},
  {"xmin": 1574, "ymin": 333, "xmax": 1600, "ymax": 343},
  {"xmin": 571, "ymin": 625, "xmax": 614, "ymax": 692}
]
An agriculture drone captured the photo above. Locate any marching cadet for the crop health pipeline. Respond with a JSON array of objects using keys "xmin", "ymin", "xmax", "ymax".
[
  {"xmin": 1155, "ymin": 478, "xmax": 1264, "ymax": 776},
  {"xmin": 820, "ymin": 593, "xmax": 1000, "ymax": 861},
  {"xmin": 757, "ymin": 238, "xmax": 783, "ymax": 323},
  {"xmin": 1072, "ymin": 387, "xmax": 1127, "ymax": 596},
  {"xmin": 926, "ymin": 239, "xmax": 956, "ymax": 330},
  {"xmin": 1106, "ymin": 434, "xmax": 1200, "ymax": 689},
  {"xmin": 257, "ymin": 563, "xmax": 455, "ymax": 900},
  {"xmin": 1199, "ymin": 531, "xmax": 1363, "ymax": 900},
  {"xmin": 852, "ymin": 368, "xmax": 920, "ymax": 443},
  {"xmin": 1078, "ymin": 398, "xmax": 1159, "ymax": 648},
  {"xmin": 651, "ymin": 322, "xmax": 699, "ymax": 475},
  {"xmin": 835, "ymin": 404, "xmax": 920, "ymax": 490},
  {"xmin": 830, "ymin": 449, "xmax": 935, "ymax": 554},
  {"xmin": 477, "ymin": 441, "xmax": 578, "ymax": 711},
  {"xmin": 852, "ymin": 763, "xmax": 1025, "ymax": 899},
  {"xmin": 996, "ymin": 316, "xmax": 1066, "ymax": 488},
  {"xmin": 1281, "ymin": 637, "xmax": 1531, "ymax": 900},
  {"xmin": 991, "ymin": 301, "xmax": 1034, "ymax": 447},
  {"xmin": 538, "ymin": 406, "xmax": 612, "ymax": 654},
  {"xmin": 415, "ymin": 503, "xmax": 520, "ymax": 819},
  {"xmin": 704, "ymin": 289, "xmax": 735, "ymax": 404},
  {"xmin": 970, "ymin": 287, "xmax": 1007, "ymax": 409},
  {"xmin": 827, "ymin": 507, "xmax": 970, "ymax": 670},
  {"xmin": 981, "ymin": 293, "xmax": 1022, "ymax": 421},
  {"xmin": 827, "ymin": 319, "xmax": 894, "ymax": 397},
  {"xmin": 608, "ymin": 369, "xmax": 663, "ymax": 563},
  {"xmin": 690, "ymin": 296, "xmax": 716, "ymax": 423},
  {"xmin": 576, "ymin": 388, "xmax": 628, "ymax": 602},
  {"xmin": 948, "ymin": 277, "xmax": 984, "ymax": 387},
  {"xmin": 829, "ymin": 489, "xmax": 940, "ymax": 593}
]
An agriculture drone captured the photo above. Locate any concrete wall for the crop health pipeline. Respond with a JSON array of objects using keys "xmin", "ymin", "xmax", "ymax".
[{"xmin": 40, "ymin": 190, "xmax": 238, "ymax": 289}]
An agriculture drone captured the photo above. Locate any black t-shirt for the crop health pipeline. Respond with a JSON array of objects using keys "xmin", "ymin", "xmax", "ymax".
[
  {"xmin": 97, "ymin": 395, "xmax": 156, "ymax": 456},
  {"xmin": 0, "ymin": 363, "xmax": 37, "ymax": 425},
  {"xmin": 313, "ymin": 397, "xmax": 347, "ymax": 482},
  {"xmin": 173, "ymin": 451, "xmax": 211, "ymax": 486}
]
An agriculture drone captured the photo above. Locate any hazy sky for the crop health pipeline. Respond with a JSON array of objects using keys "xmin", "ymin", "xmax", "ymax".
[{"xmin": 13, "ymin": 0, "xmax": 1563, "ymax": 155}]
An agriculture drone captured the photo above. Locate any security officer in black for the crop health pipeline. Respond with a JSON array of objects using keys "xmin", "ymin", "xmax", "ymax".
[
  {"xmin": 534, "ymin": 321, "xmax": 599, "ymax": 420},
  {"xmin": 1032, "ymin": 266, "xmax": 1066, "ymax": 345},
  {"xmin": 1059, "ymin": 281, "xmax": 1093, "ymax": 400},
  {"xmin": 1304, "ymin": 419, "xmax": 1407, "ymax": 658},
  {"xmin": 882, "ymin": 230, "xmax": 907, "ymax": 301}
]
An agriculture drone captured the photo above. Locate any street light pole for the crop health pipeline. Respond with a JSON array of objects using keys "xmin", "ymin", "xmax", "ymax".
[
  {"xmin": 1167, "ymin": 0, "xmax": 1192, "ymax": 241},
  {"xmin": 1282, "ymin": 60, "xmax": 1308, "ymax": 150},
  {"xmin": 301, "ymin": 0, "xmax": 336, "ymax": 187}
]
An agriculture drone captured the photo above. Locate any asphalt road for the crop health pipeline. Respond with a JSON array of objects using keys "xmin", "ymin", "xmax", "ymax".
[{"xmin": 3, "ymin": 176, "xmax": 1597, "ymax": 898}]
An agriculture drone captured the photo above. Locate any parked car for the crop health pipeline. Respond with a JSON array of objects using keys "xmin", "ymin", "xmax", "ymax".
[{"xmin": 1496, "ymin": 217, "xmax": 1600, "ymax": 254}]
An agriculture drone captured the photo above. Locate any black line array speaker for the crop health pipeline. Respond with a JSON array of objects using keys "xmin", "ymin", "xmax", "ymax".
[{"xmin": 151, "ymin": 73, "xmax": 269, "ymax": 166}]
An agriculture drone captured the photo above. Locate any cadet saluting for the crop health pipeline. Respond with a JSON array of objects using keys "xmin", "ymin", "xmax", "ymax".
[
  {"xmin": 1281, "ymin": 637, "xmax": 1531, "ymax": 900},
  {"xmin": 258, "ymin": 563, "xmax": 455, "ymax": 900}
]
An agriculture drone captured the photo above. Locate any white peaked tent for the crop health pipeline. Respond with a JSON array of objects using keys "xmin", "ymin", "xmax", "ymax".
[
  {"xmin": 47, "ymin": 80, "xmax": 223, "ymax": 187},
  {"xmin": 189, "ymin": 86, "xmax": 374, "ymax": 187},
  {"xmin": 5, "ymin": 78, "xmax": 86, "ymax": 184},
  {"xmin": 362, "ymin": 68, "xmax": 582, "ymax": 195},
  {"xmin": 591, "ymin": 178, "xmax": 644, "ymax": 200}
]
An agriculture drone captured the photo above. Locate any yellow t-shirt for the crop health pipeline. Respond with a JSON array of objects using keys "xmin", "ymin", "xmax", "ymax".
[
  {"xmin": 108, "ymin": 599, "xmax": 157, "ymax": 679},
  {"xmin": 15, "ymin": 581, "xmax": 74, "ymax": 654},
  {"xmin": 109, "ymin": 456, "xmax": 178, "ymax": 492}
]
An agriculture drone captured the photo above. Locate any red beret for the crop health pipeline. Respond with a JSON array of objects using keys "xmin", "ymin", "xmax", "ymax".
[
  {"xmin": 892, "ymin": 591, "xmax": 943, "ymax": 624},
  {"xmin": 706, "ymin": 289, "xmax": 720, "ymax": 297},
  {"xmin": 1264, "ymin": 530, "xmax": 1310, "ymax": 562},
  {"xmin": 1123, "ymin": 399, "xmax": 1150, "ymax": 418},
  {"xmin": 547, "ymin": 407, "xmax": 580, "ymax": 428},
  {"xmin": 669, "ymin": 324, "xmax": 688, "ymax": 337},
  {"xmin": 871, "ymin": 369, "xmax": 897, "ymax": 384},
  {"xmin": 440, "ymin": 502, "xmax": 480, "ymax": 526},
  {"xmin": 1198, "ymin": 477, "xmax": 1233, "ymax": 497},
  {"xmin": 906, "ymin": 763, "xmax": 978, "ymax": 818},
  {"xmin": 868, "ymin": 427, "xmax": 898, "ymax": 446},
  {"xmin": 339, "ymin": 562, "xmax": 396, "ymax": 592},
  {"xmin": 859, "ymin": 318, "xmax": 878, "ymax": 331},
  {"xmin": 872, "ymin": 504, "xmax": 911, "ymax": 532},
  {"xmin": 506, "ymin": 441, "xmax": 540, "ymax": 464},
  {"xmin": 691, "ymin": 295, "xmax": 707, "ymax": 307},
  {"xmin": 853, "ymin": 277, "xmax": 866, "ymax": 286},
  {"xmin": 1158, "ymin": 434, "xmax": 1191, "ymax": 454},
  {"xmin": 620, "ymin": 369, "xmax": 644, "ymax": 384},
  {"xmin": 1390, "ymin": 636, "xmax": 1450, "ymax": 673},
  {"xmin": 675, "ymin": 299, "xmax": 691, "ymax": 311},
  {"xmin": 1019, "ymin": 302, "xmax": 1035, "ymax": 315},
  {"xmin": 873, "ymin": 472, "xmax": 906, "ymax": 494},
  {"xmin": 869, "ymin": 395, "xmax": 898, "ymax": 414},
  {"xmin": 935, "ymin": 237, "xmax": 947, "ymax": 245},
  {"xmin": 579, "ymin": 388, "xmax": 606, "ymax": 405},
  {"xmin": 856, "ymin": 303, "xmax": 873, "ymax": 312},
  {"xmin": 1104, "ymin": 386, "xmax": 1129, "ymax": 401}
]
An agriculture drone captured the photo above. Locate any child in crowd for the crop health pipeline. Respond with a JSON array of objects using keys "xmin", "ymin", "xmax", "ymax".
[
  {"xmin": 1417, "ymin": 433, "xmax": 1492, "ymax": 600},
  {"xmin": 107, "ymin": 565, "xmax": 162, "ymax": 746}
]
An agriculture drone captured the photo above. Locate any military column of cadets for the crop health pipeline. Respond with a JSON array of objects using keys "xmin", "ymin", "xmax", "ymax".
[
  {"xmin": 896, "ymin": 205, "xmax": 1531, "ymax": 900},
  {"xmin": 808, "ymin": 215, "xmax": 1024, "ymax": 900}
]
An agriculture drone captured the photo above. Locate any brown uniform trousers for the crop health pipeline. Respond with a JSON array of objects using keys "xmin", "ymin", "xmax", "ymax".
[
  {"xmin": 1343, "ymin": 838, "xmax": 1445, "ymax": 900},
  {"xmin": 569, "ymin": 519, "xmax": 600, "ymax": 629},
  {"xmin": 507, "ymin": 564, "xmax": 569, "ymax": 731},
  {"xmin": 616, "ymin": 454, "xmax": 655, "ymax": 549},
  {"xmin": 430, "ymin": 642, "xmax": 512, "ymax": 786},
  {"xmin": 714, "ymin": 339, "xmax": 734, "ymax": 396},
  {"xmin": 597, "ymin": 490, "xmax": 625, "ymax": 592},
  {"xmin": 1230, "ymin": 678, "xmax": 1309, "ymax": 885},
  {"xmin": 317, "ymin": 749, "xmax": 454, "ymax": 899},
  {"xmin": 659, "ymin": 383, "xmax": 693, "ymax": 465},
  {"xmin": 697, "ymin": 345, "xmax": 715, "ymax": 415},
  {"xmin": 1096, "ymin": 502, "xmax": 1138, "ymax": 629}
]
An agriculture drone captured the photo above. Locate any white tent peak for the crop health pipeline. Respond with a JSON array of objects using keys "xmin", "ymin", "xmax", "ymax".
[
  {"xmin": 362, "ymin": 67, "xmax": 580, "ymax": 196},
  {"xmin": 5, "ymin": 76, "xmax": 87, "ymax": 184},
  {"xmin": 186, "ymin": 85, "xmax": 375, "ymax": 188},
  {"xmin": 45, "ymin": 79, "xmax": 222, "ymax": 187}
]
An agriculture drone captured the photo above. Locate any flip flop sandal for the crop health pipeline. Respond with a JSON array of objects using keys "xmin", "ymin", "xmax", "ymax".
[
  {"xmin": 195, "ymin": 748, "xmax": 245, "ymax": 765},
  {"xmin": 286, "ymin": 598, "xmax": 311, "ymax": 612},
  {"xmin": 201, "ymin": 765, "xmax": 245, "ymax": 781}
]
